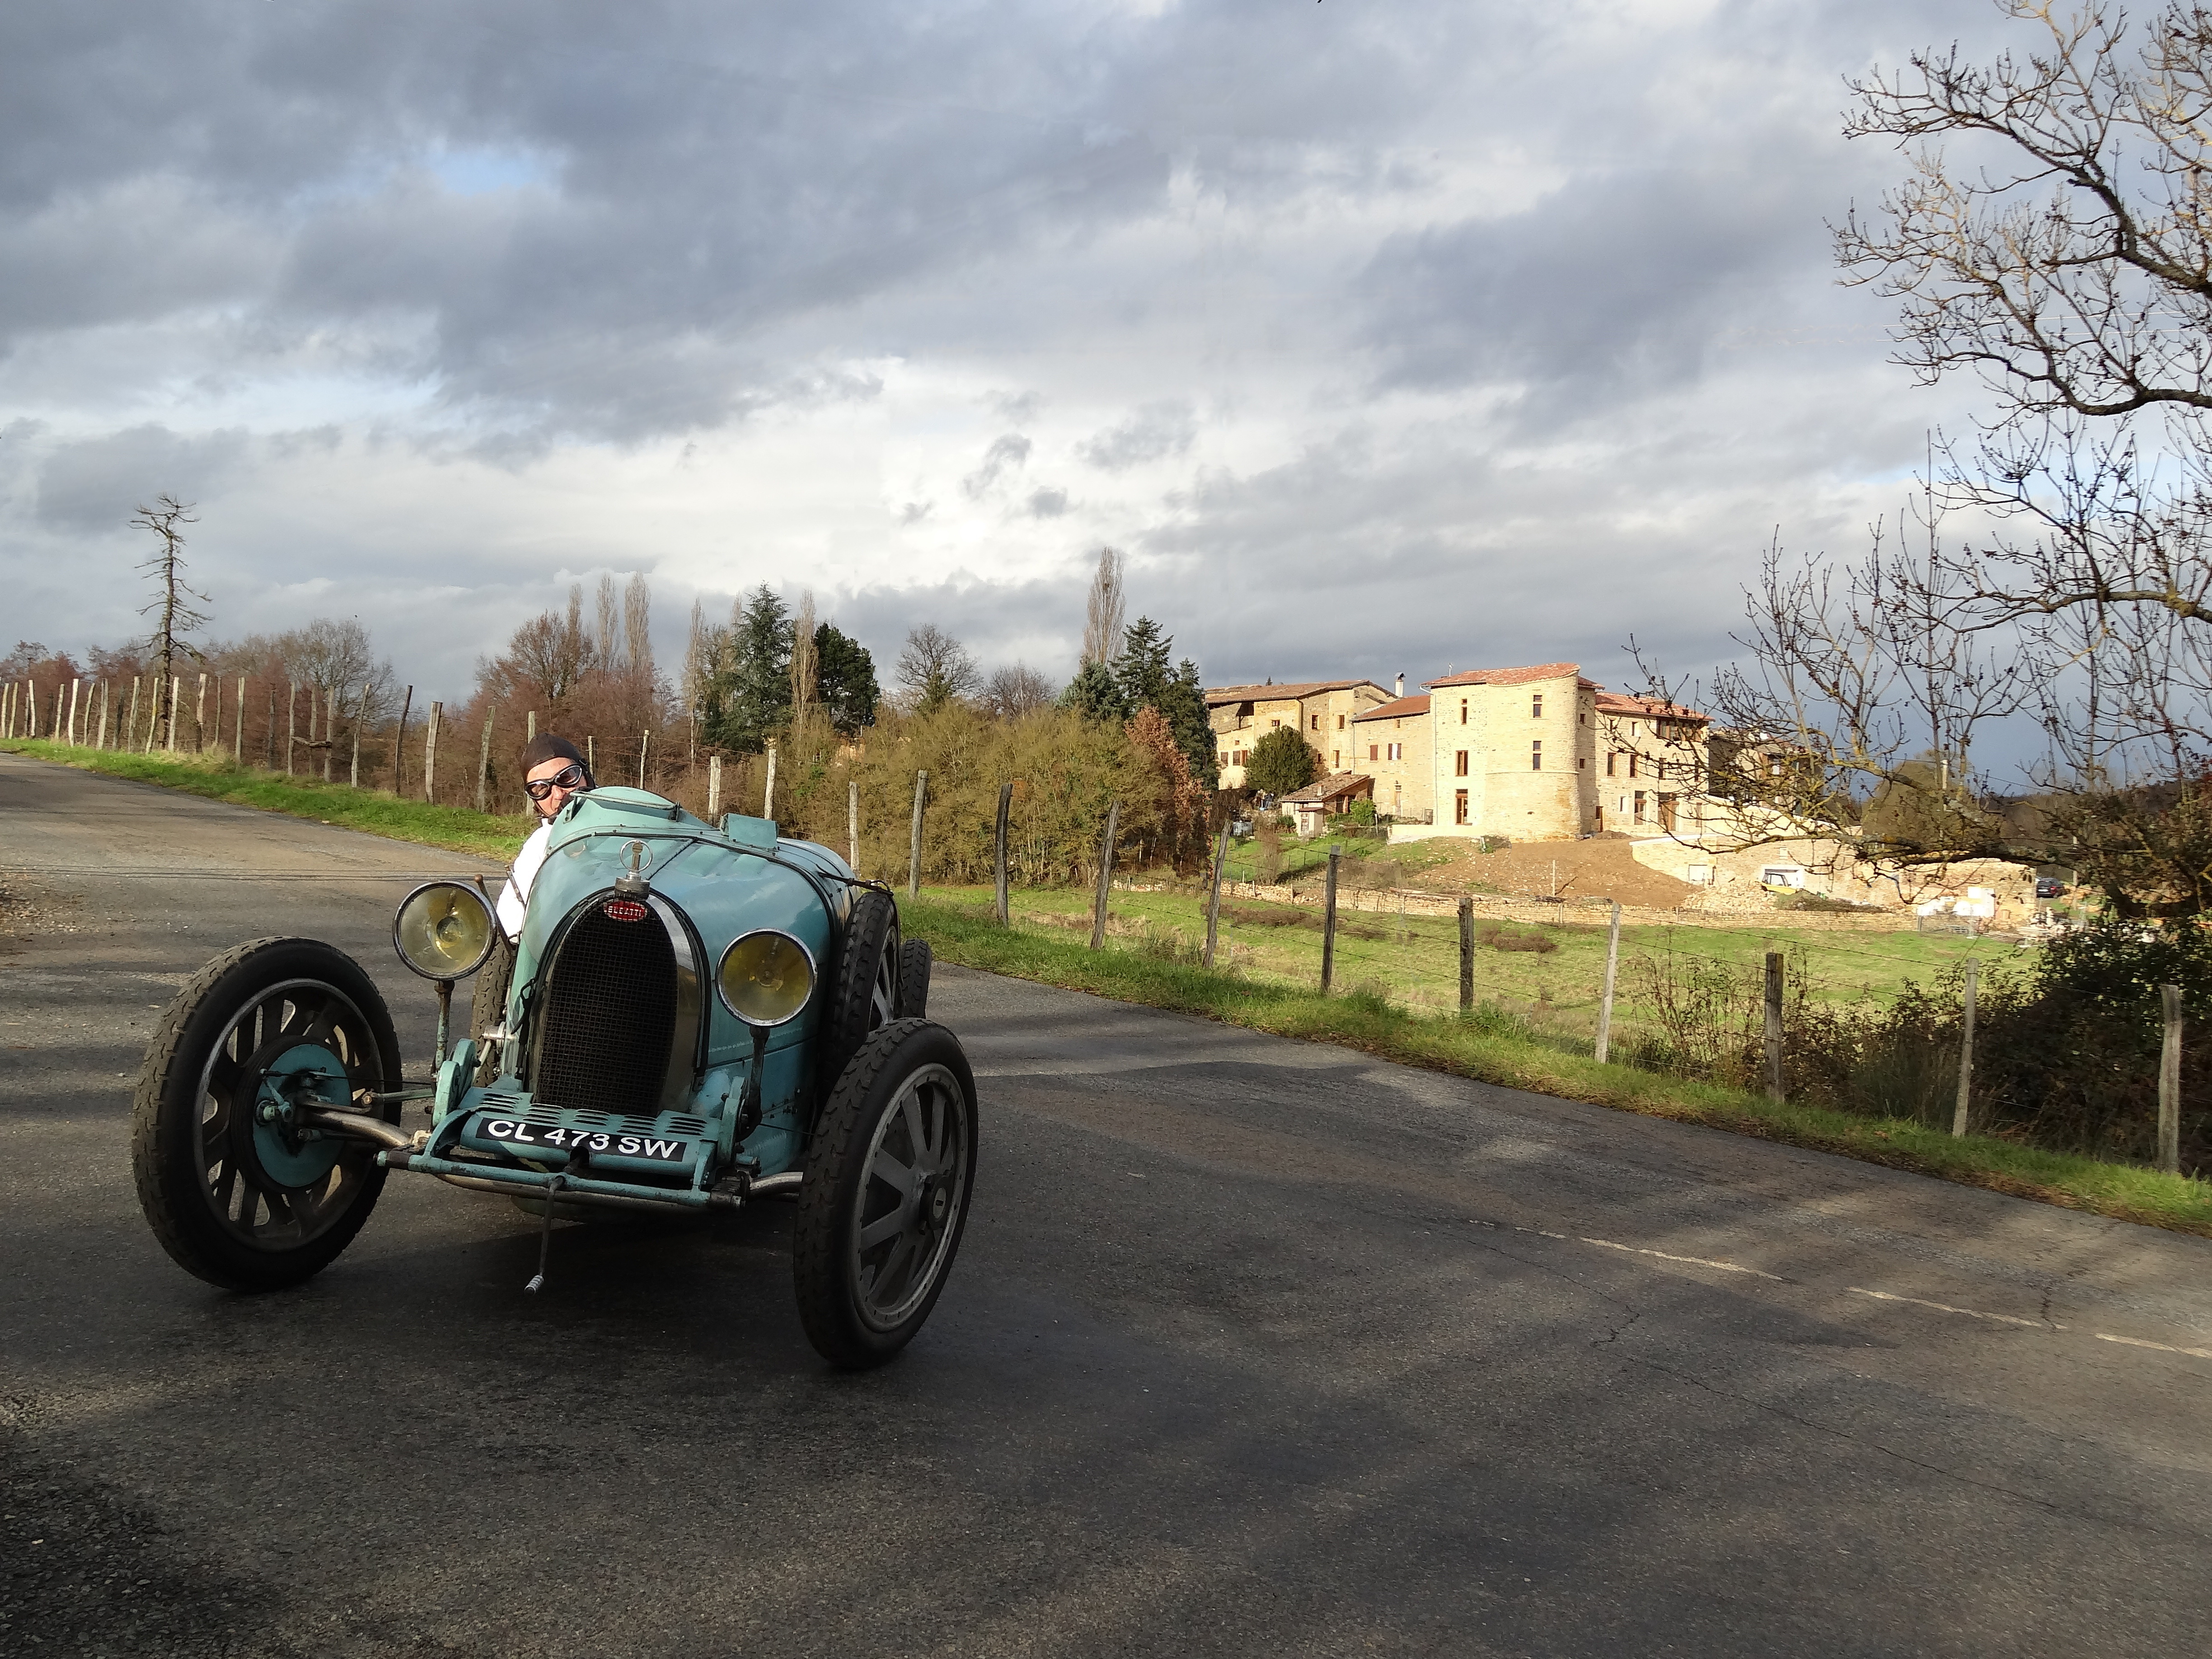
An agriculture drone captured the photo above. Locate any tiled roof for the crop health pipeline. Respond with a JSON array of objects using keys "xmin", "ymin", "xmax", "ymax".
[
  {"xmin": 1351, "ymin": 694, "xmax": 1430, "ymax": 722},
  {"xmin": 1594, "ymin": 690, "xmax": 1709, "ymax": 722},
  {"xmin": 1424, "ymin": 662, "xmax": 1586, "ymax": 689},
  {"xmin": 1278, "ymin": 770, "xmax": 1373, "ymax": 804},
  {"xmin": 1204, "ymin": 679, "xmax": 1389, "ymax": 705}
]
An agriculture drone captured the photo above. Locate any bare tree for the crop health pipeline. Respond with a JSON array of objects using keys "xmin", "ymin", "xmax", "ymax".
[
  {"xmin": 595, "ymin": 574, "xmax": 623, "ymax": 671},
  {"xmin": 623, "ymin": 573, "xmax": 653, "ymax": 678},
  {"xmin": 981, "ymin": 662, "xmax": 1055, "ymax": 719},
  {"xmin": 1080, "ymin": 546, "xmax": 1126, "ymax": 668},
  {"xmin": 894, "ymin": 623, "xmax": 982, "ymax": 713},
  {"xmin": 789, "ymin": 590, "xmax": 819, "ymax": 712},
  {"xmin": 132, "ymin": 495, "xmax": 206, "ymax": 742},
  {"xmin": 1672, "ymin": 3, "xmax": 2212, "ymax": 914}
]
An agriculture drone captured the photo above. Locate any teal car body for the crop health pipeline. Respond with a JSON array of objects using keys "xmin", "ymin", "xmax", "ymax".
[{"xmin": 395, "ymin": 787, "xmax": 867, "ymax": 1210}]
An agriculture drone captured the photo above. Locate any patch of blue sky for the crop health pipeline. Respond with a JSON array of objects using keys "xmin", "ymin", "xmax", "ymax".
[{"xmin": 426, "ymin": 144, "xmax": 560, "ymax": 196}]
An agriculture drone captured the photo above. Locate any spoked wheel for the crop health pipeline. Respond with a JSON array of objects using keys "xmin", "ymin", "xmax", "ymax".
[
  {"xmin": 132, "ymin": 937, "xmax": 402, "ymax": 1290},
  {"xmin": 815, "ymin": 888, "xmax": 900, "ymax": 1098},
  {"xmin": 794, "ymin": 1019, "xmax": 977, "ymax": 1369}
]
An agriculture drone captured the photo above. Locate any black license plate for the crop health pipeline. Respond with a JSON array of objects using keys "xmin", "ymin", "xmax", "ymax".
[{"xmin": 479, "ymin": 1118, "xmax": 690, "ymax": 1165}]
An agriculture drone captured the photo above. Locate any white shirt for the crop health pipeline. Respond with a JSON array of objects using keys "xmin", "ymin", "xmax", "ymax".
[{"xmin": 497, "ymin": 820, "xmax": 554, "ymax": 941}]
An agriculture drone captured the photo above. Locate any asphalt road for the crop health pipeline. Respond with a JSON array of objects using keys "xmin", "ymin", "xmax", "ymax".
[{"xmin": 5, "ymin": 750, "xmax": 2212, "ymax": 1659}]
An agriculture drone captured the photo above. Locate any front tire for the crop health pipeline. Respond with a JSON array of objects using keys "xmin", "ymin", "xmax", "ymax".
[
  {"xmin": 132, "ymin": 937, "xmax": 402, "ymax": 1291},
  {"xmin": 793, "ymin": 1020, "xmax": 977, "ymax": 1369}
]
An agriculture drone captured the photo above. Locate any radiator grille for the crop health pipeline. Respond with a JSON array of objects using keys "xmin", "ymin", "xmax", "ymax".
[{"xmin": 533, "ymin": 904, "xmax": 677, "ymax": 1118}]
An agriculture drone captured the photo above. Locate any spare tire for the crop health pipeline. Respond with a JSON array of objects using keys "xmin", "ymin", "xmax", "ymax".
[
  {"xmin": 895, "ymin": 937, "xmax": 932, "ymax": 1019},
  {"xmin": 816, "ymin": 888, "xmax": 899, "ymax": 1102}
]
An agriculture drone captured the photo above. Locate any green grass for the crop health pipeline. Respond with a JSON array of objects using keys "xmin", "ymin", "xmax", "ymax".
[
  {"xmin": 903, "ymin": 891, "xmax": 2212, "ymax": 1238},
  {"xmin": 14, "ymin": 737, "xmax": 2207, "ymax": 1234},
  {"xmin": 994, "ymin": 878, "xmax": 2002, "ymax": 1040},
  {"xmin": 0, "ymin": 739, "xmax": 533, "ymax": 860}
]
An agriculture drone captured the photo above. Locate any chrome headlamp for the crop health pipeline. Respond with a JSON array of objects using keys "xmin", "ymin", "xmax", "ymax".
[
  {"xmin": 716, "ymin": 929, "xmax": 816, "ymax": 1027},
  {"xmin": 393, "ymin": 881, "xmax": 498, "ymax": 981}
]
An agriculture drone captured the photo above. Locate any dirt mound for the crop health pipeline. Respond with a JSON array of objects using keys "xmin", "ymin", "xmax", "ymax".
[{"xmin": 1404, "ymin": 836, "xmax": 1695, "ymax": 909}]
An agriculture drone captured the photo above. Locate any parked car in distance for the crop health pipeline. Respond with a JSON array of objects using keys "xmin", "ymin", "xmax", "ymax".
[{"xmin": 2035, "ymin": 876, "xmax": 2067, "ymax": 899}]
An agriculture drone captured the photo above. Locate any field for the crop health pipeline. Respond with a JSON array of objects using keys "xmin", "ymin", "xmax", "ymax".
[{"xmin": 957, "ymin": 876, "xmax": 2005, "ymax": 1051}]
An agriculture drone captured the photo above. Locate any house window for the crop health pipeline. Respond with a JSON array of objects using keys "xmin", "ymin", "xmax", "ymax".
[
  {"xmin": 1454, "ymin": 750, "xmax": 1469, "ymax": 777},
  {"xmin": 1531, "ymin": 693, "xmax": 1543, "ymax": 717},
  {"xmin": 1530, "ymin": 740, "xmax": 1542, "ymax": 770},
  {"xmin": 1454, "ymin": 789, "xmax": 1470, "ymax": 825},
  {"xmin": 1390, "ymin": 743, "xmax": 1402, "ymax": 761},
  {"xmin": 1577, "ymin": 757, "xmax": 1585, "ymax": 769},
  {"xmin": 1628, "ymin": 754, "xmax": 1638, "ymax": 779},
  {"xmin": 1272, "ymin": 719, "xmax": 1281, "ymax": 730},
  {"xmin": 1460, "ymin": 700, "xmax": 1468, "ymax": 724},
  {"xmin": 1605, "ymin": 752, "xmax": 1617, "ymax": 776},
  {"xmin": 1336, "ymin": 714, "xmax": 1345, "ymax": 730},
  {"xmin": 1218, "ymin": 752, "xmax": 1228, "ymax": 766},
  {"xmin": 1333, "ymin": 751, "xmax": 1340, "ymax": 768},
  {"xmin": 1634, "ymin": 790, "xmax": 1647, "ymax": 822},
  {"xmin": 1368, "ymin": 744, "xmax": 1378, "ymax": 761},
  {"xmin": 1655, "ymin": 758, "xmax": 1668, "ymax": 782}
]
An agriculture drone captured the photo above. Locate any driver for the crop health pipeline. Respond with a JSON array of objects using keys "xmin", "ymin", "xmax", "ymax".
[{"xmin": 495, "ymin": 734, "xmax": 594, "ymax": 941}]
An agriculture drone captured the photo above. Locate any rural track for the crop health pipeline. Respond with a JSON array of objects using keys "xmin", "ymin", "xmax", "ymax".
[{"xmin": 4, "ymin": 750, "xmax": 2211, "ymax": 1658}]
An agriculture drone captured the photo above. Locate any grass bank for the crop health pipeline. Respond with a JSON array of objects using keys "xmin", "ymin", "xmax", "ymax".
[
  {"xmin": 903, "ymin": 891, "xmax": 2212, "ymax": 1238},
  {"xmin": 0, "ymin": 739, "xmax": 531, "ymax": 861}
]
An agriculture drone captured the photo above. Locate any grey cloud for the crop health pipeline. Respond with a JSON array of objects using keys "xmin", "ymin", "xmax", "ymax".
[
  {"xmin": 1026, "ymin": 487, "xmax": 1069, "ymax": 518},
  {"xmin": 35, "ymin": 426, "xmax": 248, "ymax": 531},
  {"xmin": 1078, "ymin": 402, "xmax": 1194, "ymax": 472},
  {"xmin": 961, "ymin": 434, "xmax": 1031, "ymax": 500}
]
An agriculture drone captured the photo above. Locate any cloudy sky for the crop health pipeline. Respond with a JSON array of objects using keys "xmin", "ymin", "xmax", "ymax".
[{"xmin": 1, "ymin": 0, "xmax": 2014, "ymax": 704}]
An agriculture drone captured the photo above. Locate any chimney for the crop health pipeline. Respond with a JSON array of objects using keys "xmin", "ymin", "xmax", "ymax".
[{"xmin": 1395, "ymin": 673, "xmax": 1405, "ymax": 697}]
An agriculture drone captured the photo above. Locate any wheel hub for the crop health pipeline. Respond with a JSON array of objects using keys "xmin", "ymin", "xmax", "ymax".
[{"xmin": 246, "ymin": 1042, "xmax": 352, "ymax": 1189}]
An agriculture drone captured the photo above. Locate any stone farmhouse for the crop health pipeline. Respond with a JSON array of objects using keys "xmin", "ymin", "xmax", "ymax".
[
  {"xmin": 1205, "ymin": 679, "xmax": 1395, "ymax": 790},
  {"xmin": 1211, "ymin": 661, "xmax": 1718, "ymax": 844}
]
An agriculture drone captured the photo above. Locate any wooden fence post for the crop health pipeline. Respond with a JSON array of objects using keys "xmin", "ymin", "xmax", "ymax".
[
  {"xmin": 1458, "ymin": 896, "xmax": 1474, "ymax": 1012},
  {"xmin": 1595, "ymin": 900, "xmax": 1622, "ymax": 1064},
  {"xmin": 908, "ymin": 770, "xmax": 928, "ymax": 900},
  {"xmin": 349, "ymin": 683, "xmax": 368, "ymax": 787},
  {"xmin": 475, "ymin": 707, "xmax": 496, "ymax": 811},
  {"xmin": 994, "ymin": 781, "xmax": 1013, "ymax": 926},
  {"xmin": 707, "ymin": 754, "xmax": 722, "ymax": 820},
  {"xmin": 167, "ymin": 676, "xmax": 180, "ymax": 753},
  {"xmin": 1764, "ymin": 951, "xmax": 1786, "ymax": 1103},
  {"xmin": 2160, "ymin": 984, "xmax": 2183, "ymax": 1175},
  {"xmin": 424, "ymin": 701, "xmax": 442, "ymax": 803},
  {"xmin": 392, "ymin": 686, "xmax": 411, "ymax": 792},
  {"xmin": 196, "ymin": 674, "xmax": 209, "ymax": 752},
  {"xmin": 323, "ymin": 689, "xmax": 337, "ymax": 780},
  {"xmin": 640, "ymin": 729, "xmax": 652, "ymax": 792},
  {"xmin": 66, "ymin": 679, "xmax": 80, "ymax": 746},
  {"xmin": 1088, "ymin": 797, "xmax": 1120, "ymax": 949},
  {"xmin": 123, "ymin": 680, "xmax": 137, "ymax": 753},
  {"xmin": 848, "ymin": 778, "xmax": 860, "ymax": 873},
  {"xmin": 586, "ymin": 734, "xmax": 595, "ymax": 777},
  {"xmin": 1320, "ymin": 848, "xmax": 1341, "ymax": 993},
  {"xmin": 1204, "ymin": 823, "xmax": 1228, "ymax": 967},
  {"xmin": 763, "ymin": 739, "xmax": 776, "ymax": 820},
  {"xmin": 285, "ymin": 681, "xmax": 297, "ymax": 773},
  {"xmin": 236, "ymin": 676, "xmax": 248, "ymax": 763},
  {"xmin": 1952, "ymin": 960, "xmax": 1978, "ymax": 1138}
]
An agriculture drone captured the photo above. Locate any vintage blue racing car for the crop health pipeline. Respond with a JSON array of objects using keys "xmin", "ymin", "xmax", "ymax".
[{"xmin": 131, "ymin": 787, "xmax": 977, "ymax": 1368}]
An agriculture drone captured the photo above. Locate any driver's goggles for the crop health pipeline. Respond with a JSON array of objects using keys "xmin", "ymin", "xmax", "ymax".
[{"xmin": 524, "ymin": 764, "xmax": 588, "ymax": 801}]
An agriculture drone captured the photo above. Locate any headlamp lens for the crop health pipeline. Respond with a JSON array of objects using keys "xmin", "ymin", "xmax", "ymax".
[
  {"xmin": 394, "ymin": 882, "xmax": 497, "ymax": 980},
  {"xmin": 717, "ymin": 930, "xmax": 815, "ymax": 1026}
]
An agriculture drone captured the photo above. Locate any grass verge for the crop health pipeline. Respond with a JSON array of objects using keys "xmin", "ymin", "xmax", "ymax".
[
  {"xmin": 13, "ymin": 740, "xmax": 2209, "ymax": 1235},
  {"xmin": 0, "ymin": 740, "xmax": 530, "ymax": 861},
  {"xmin": 903, "ymin": 892, "xmax": 2212, "ymax": 1238}
]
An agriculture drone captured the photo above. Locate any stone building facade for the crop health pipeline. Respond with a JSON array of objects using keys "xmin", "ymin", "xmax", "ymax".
[
  {"xmin": 1425, "ymin": 663, "xmax": 1601, "ymax": 840},
  {"xmin": 1350, "ymin": 693, "xmax": 1433, "ymax": 822},
  {"xmin": 1206, "ymin": 679, "xmax": 1393, "ymax": 788}
]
